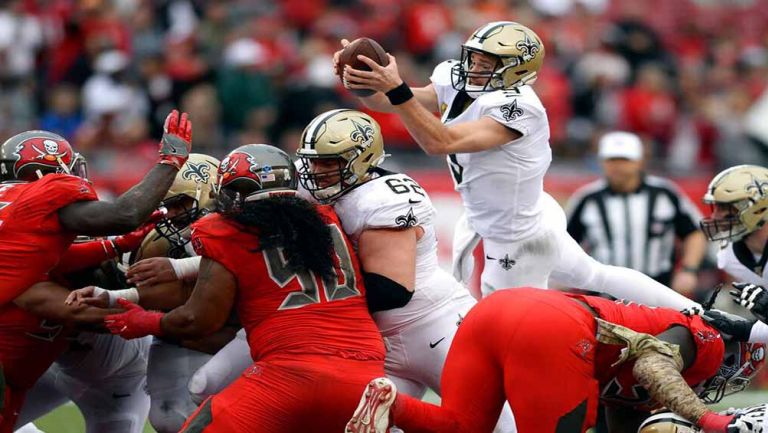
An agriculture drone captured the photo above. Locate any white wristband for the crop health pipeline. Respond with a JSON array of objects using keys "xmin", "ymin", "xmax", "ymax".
[
  {"xmin": 108, "ymin": 288, "xmax": 140, "ymax": 307},
  {"xmin": 171, "ymin": 256, "xmax": 202, "ymax": 281},
  {"xmin": 749, "ymin": 320, "xmax": 768, "ymax": 344}
]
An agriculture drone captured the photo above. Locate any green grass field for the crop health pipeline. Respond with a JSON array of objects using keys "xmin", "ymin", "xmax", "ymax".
[{"xmin": 27, "ymin": 390, "xmax": 768, "ymax": 432}]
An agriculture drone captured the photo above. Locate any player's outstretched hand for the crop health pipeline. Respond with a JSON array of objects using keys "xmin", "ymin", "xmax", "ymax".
[
  {"xmin": 65, "ymin": 286, "xmax": 110, "ymax": 308},
  {"xmin": 126, "ymin": 257, "xmax": 177, "ymax": 287},
  {"xmin": 105, "ymin": 298, "xmax": 164, "ymax": 339},
  {"xmin": 158, "ymin": 109, "xmax": 192, "ymax": 169},
  {"xmin": 333, "ymin": 39, "xmax": 351, "ymax": 78},
  {"xmin": 701, "ymin": 308, "xmax": 755, "ymax": 342},
  {"xmin": 731, "ymin": 282, "xmax": 768, "ymax": 323}
]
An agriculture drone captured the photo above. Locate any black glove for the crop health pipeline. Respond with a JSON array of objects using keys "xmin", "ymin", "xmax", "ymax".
[
  {"xmin": 731, "ymin": 282, "xmax": 768, "ymax": 324},
  {"xmin": 727, "ymin": 404, "xmax": 767, "ymax": 433},
  {"xmin": 681, "ymin": 305, "xmax": 704, "ymax": 316},
  {"xmin": 701, "ymin": 308, "xmax": 756, "ymax": 342}
]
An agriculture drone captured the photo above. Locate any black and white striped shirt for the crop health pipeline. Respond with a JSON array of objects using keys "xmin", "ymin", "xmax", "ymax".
[{"xmin": 565, "ymin": 175, "xmax": 703, "ymax": 285}]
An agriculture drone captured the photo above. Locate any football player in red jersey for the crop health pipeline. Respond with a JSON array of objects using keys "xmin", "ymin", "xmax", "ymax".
[
  {"xmin": 103, "ymin": 144, "xmax": 386, "ymax": 433},
  {"xmin": 0, "ymin": 109, "xmax": 192, "ymax": 432},
  {"xmin": 347, "ymin": 288, "xmax": 764, "ymax": 433}
]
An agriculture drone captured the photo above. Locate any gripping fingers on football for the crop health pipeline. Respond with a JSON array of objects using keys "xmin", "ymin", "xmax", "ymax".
[
  {"xmin": 343, "ymin": 68, "xmax": 376, "ymax": 90},
  {"xmin": 333, "ymin": 38, "xmax": 351, "ymax": 76}
]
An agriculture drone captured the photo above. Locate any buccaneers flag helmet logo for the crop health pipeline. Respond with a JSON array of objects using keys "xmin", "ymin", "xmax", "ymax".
[
  {"xmin": 217, "ymin": 152, "xmax": 262, "ymax": 189},
  {"xmin": 12, "ymin": 136, "xmax": 74, "ymax": 177}
]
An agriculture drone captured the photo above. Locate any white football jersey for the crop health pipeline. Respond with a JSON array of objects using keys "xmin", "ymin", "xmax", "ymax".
[
  {"xmin": 717, "ymin": 242, "xmax": 768, "ymax": 285},
  {"xmin": 333, "ymin": 169, "xmax": 462, "ymax": 332},
  {"xmin": 431, "ymin": 60, "xmax": 552, "ymax": 243}
]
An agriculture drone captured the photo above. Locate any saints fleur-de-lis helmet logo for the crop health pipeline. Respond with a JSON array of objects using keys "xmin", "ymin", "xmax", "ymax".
[
  {"xmin": 516, "ymin": 31, "xmax": 541, "ymax": 61},
  {"xmin": 349, "ymin": 118, "xmax": 374, "ymax": 147},
  {"xmin": 181, "ymin": 161, "xmax": 212, "ymax": 183}
]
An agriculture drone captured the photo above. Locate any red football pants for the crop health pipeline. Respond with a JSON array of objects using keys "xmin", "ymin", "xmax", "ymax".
[
  {"xmin": 179, "ymin": 355, "xmax": 384, "ymax": 433},
  {"xmin": 394, "ymin": 288, "xmax": 600, "ymax": 433}
]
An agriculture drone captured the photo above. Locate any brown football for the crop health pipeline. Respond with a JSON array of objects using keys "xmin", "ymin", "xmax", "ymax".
[{"xmin": 338, "ymin": 37, "xmax": 390, "ymax": 97}]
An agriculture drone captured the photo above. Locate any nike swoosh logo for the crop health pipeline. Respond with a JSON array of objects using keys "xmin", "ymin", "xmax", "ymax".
[
  {"xmin": 429, "ymin": 337, "xmax": 446, "ymax": 349},
  {"xmin": 112, "ymin": 393, "xmax": 131, "ymax": 399},
  {"xmin": 485, "ymin": 255, "xmax": 495, "ymax": 260},
  {"xmin": 408, "ymin": 199, "xmax": 421, "ymax": 204}
]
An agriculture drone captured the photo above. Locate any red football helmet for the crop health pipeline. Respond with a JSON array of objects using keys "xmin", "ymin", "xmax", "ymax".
[
  {"xmin": 0, "ymin": 130, "xmax": 86, "ymax": 182},
  {"xmin": 213, "ymin": 144, "xmax": 298, "ymax": 215},
  {"xmin": 699, "ymin": 341, "xmax": 765, "ymax": 403}
]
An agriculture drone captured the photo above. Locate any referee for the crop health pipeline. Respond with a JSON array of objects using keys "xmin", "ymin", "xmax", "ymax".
[{"xmin": 566, "ymin": 131, "xmax": 707, "ymax": 296}]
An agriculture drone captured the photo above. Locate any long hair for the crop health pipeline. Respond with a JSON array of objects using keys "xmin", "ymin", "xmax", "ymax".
[{"xmin": 233, "ymin": 196, "xmax": 336, "ymax": 282}]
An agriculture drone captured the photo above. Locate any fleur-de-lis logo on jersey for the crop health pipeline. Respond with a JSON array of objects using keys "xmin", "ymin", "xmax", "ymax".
[
  {"xmin": 500, "ymin": 100, "xmax": 524, "ymax": 121},
  {"xmin": 182, "ymin": 161, "xmax": 211, "ymax": 183},
  {"xmin": 498, "ymin": 254, "xmax": 516, "ymax": 271},
  {"xmin": 516, "ymin": 32, "xmax": 540, "ymax": 61},
  {"xmin": 350, "ymin": 119, "xmax": 374, "ymax": 146},
  {"xmin": 395, "ymin": 208, "xmax": 418, "ymax": 228}
]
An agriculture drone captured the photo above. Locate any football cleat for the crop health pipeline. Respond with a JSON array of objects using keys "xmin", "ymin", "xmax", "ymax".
[{"xmin": 346, "ymin": 377, "xmax": 397, "ymax": 433}]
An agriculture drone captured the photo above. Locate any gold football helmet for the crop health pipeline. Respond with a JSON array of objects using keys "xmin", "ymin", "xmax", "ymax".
[
  {"xmin": 638, "ymin": 412, "xmax": 700, "ymax": 433},
  {"xmin": 700, "ymin": 165, "xmax": 768, "ymax": 242},
  {"xmin": 296, "ymin": 109, "xmax": 386, "ymax": 202},
  {"xmin": 156, "ymin": 153, "xmax": 220, "ymax": 253},
  {"xmin": 452, "ymin": 21, "xmax": 545, "ymax": 95}
]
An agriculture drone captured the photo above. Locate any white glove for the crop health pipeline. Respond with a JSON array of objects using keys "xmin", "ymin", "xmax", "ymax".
[{"xmin": 727, "ymin": 404, "xmax": 768, "ymax": 433}]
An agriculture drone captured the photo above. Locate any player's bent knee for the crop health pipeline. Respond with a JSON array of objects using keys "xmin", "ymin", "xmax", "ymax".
[{"xmin": 187, "ymin": 370, "xmax": 210, "ymax": 405}]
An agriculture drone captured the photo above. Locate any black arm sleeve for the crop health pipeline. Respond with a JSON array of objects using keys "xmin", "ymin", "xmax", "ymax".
[{"xmin": 364, "ymin": 272, "xmax": 414, "ymax": 313}]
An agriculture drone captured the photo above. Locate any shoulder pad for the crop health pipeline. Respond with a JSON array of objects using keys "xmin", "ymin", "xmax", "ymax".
[
  {"xmin": 336, "ymin": 174, "xmax": 435, "ymax": 233},
  {"xmin": 476, "ymin": 87, "xmax": 546, "ymax": 136}
]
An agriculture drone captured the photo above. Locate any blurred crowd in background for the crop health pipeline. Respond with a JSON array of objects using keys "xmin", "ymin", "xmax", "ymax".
[{"xmin": 2, "ymin": 0, "xmax": 768, "ymax": 181}]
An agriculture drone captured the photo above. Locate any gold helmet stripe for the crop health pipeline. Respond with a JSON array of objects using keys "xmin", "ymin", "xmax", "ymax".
[{"xmin": 302, "ymin": 108, "xmax": 354, "ymax": 151}]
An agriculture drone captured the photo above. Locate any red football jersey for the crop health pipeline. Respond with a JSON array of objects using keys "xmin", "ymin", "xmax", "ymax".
[
  {"xmin": 191, "ymin": 205, "xmax": 385, "ymax": 362},
  {"xmin": 572, "ymin": 294, "xmax": 724, "ymax": 410},
  {"xmin": 0, "ymin": 174, "xmax": 98, "ymax": 389}
]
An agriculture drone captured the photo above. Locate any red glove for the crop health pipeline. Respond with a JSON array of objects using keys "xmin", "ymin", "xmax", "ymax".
[
  {"xmin": 698, "ymin": 411, "xmax": 735, "ymax": 433},
  {"xmin": 105, "ymin": 298, "xmax": 164, "ymax": 339},
  {"xmin": 158, "ymin": 109, "xmax": 192, "ymax": 169}
]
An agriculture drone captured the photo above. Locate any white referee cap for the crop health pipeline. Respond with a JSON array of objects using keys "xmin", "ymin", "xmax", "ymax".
[{"xmin": 598, "ymin": 131, "xmax": 643, "ymax": 161}]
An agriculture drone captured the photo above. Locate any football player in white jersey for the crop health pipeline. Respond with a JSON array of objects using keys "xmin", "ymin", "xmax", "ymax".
[
  {"xmin": 338, "ymin": 21, "xmax": 696, "ymax": 310},
  {"xmin": 125, "ymin": 111, "xmax": 517, "ymax": 432},
  {"xmin": 692, "ymin": 165, "xmax": 768, "ymax": 344},
  {"xmin": 294, "ymin": 109, "xmax": 487, "ymax": 407}
]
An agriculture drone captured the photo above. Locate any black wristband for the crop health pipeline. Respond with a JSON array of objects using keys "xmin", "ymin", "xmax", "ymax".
[{"xmin": 385, "ymin": 82, "xmax": 413, "ymax": 105}]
